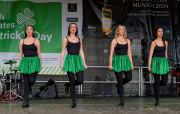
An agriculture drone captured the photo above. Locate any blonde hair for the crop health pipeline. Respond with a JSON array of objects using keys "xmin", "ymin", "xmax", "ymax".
[{"xmin": 115, "ymin": 25, "xmax": 127, "ymax": 39}]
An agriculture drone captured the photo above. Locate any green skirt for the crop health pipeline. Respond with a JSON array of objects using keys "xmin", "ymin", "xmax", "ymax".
[
  {"xmin": 63, "ymin": 54, "xmax": 84, "ymax": 73},
  {"xmin": 151, "ymin": 57, "xmax": 169, "ymax": 75},
  {"xmin": 19, "ymin": 56, "xmax": 41, "ymax": 74},
  {"xmin": 112, "ymin": 55, "xmax": 132, "ymax": 72}
]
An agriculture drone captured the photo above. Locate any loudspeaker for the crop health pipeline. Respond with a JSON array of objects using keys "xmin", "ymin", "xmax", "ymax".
[
  {"xmin": 35, "ymin": 79, "xmax": 58, "ymax": 99},
  {"xmin": 39, "ymin": 84, "xmax": 58, "ymax": 99}
]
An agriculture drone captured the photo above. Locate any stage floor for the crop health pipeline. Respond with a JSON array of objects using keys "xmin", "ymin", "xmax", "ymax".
[{"xmin": 0, "ymin": 97, "xmax": 180, "ymax": 114}]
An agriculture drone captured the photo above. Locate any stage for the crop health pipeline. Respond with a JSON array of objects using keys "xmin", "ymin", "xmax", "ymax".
[
  {"xmin": 0, "ymin": 97, "xmax": 180, "ymax": 114},
  {"xmin": 0, "ymin": 0, "xmax": 180, "ymax": 114}
]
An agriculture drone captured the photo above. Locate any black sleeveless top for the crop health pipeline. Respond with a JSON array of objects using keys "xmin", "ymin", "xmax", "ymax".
[
  {"xmin": 153, "ymin": 41, "xmax": 166, "ymax": 57},
  {"xmin": 114, "ymin": 39, "xmax": 128, "ymax": 55},
  {"xmin": 66, "ymin": 37, "xmax": 80, "ymax": 55},
  {"xmin": 22, "ymin": 39, "xmax": 38, "ymax": 57}
]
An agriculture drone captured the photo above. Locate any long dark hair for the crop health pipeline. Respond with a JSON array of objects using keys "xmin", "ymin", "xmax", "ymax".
[
  {"xmin": 153, "ymin": 26, "xmax": 166, "ymax": 46},
  {"xmin": 24, "ymin": 25, "xmax": 35, "ymax": 38},
  {"xmin": 67, "ymin": 23, "xmax": 78, "ymax": 36}
]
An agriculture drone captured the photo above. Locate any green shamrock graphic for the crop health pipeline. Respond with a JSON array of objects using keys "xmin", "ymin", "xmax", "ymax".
[{"xmin": 17, "ymin": 8, "xmax": 36, "ymax": 28}]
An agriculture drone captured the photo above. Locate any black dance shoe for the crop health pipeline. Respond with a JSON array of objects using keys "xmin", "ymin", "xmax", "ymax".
[
  {"xmin": 155, "ymin": 100, "xmax": 160, "ymax": 107},
  {"xmin": 117, "ymin": 97, "xmax": 124, "ymax": 107},
  {"xmin": 21, "ymin": 102, "xmax": 29, "ymax": 108},
  {"xmin": 118, "ymin": 101, "xmax": 124, "ymax": 107},
  {"xmin": 71, "ymin": 101, "xmax": 76, "ymax": 108}
]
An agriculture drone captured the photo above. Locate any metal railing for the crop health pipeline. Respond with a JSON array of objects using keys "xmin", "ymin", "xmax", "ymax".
[
  {"xmin": 35, "ymin": 66, "xmax": 153, "ymax": 96},
  {"xmin": 1, "ymin": 66, "xmax": 173, "ymax": 97}
]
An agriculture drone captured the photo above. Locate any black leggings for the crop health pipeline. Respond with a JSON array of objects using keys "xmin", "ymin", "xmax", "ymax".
[
  {"xmin": 114, "ymin": 70, "xmax": 132, "ymax": 97},
  {"xmin": 23, "ymin": 72, "xmax": 37, "ymax": 103},
  {"xmin": 153, "ymin": 73, "xmax": 168, "ymax": 99},
  {"xmin": 67, "ymin": 71, "xmax": 84, "ymax": 102}
]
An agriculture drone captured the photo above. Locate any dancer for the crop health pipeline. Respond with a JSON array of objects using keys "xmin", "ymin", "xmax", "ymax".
[
  {"xmin": 148, "ymin": 26, "xmax": 169, "ymax": 107},
  {"xmin": 60, "ymin": 23, "xmax": 87, "ymax": 108},
  {"xmin": 19, "ymin": 25, "xmax": 41, "ymax": 108},
  {"xmin": 109, "ymin": 25, "xmax": 133, "ymax": 107}
]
